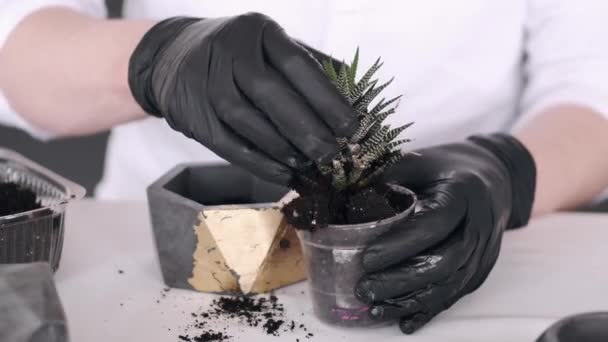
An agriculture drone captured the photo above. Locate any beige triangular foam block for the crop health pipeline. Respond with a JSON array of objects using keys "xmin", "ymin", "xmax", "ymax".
[
  {"xmin": 204, "ymin": 207, "xmax": 284, "ymax": 294},
  {"xmin": 249, "ymin": 219, "xmax": 306, "ymax": 293},
  {"xmin": 188, "ymin": 213, "xmax": 239, "ymax": 292}
]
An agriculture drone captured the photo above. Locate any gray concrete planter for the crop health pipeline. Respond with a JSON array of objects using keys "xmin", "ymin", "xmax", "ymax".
[{"xmin": 147, "ymin": 163, "xmax": 306, "ymax": 294}]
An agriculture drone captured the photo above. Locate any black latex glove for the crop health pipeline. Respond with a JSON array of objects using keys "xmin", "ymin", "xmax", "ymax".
[
  {"xmin": 128, "ymin": 13, "xmax": 357, "ymax": 185},
  {"xmin": 354, "ymin": 134, "xmax": 536, "ymax": 334}
]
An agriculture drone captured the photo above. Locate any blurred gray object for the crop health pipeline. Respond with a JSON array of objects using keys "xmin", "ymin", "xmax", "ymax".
[
  {"xmin": 537, "ymin": 312, "xmax": 608, "ymax": 342},
  {"xmin": 106, "ymin": 0, "xmax": 123, "ymax": 18},
  {"xmin": 578, "ymin": 201, "xmax": 608, "ymax": 213},
  {"xmin": 0, "ymin": 263, "xmax": 68, "ymax": 342}
]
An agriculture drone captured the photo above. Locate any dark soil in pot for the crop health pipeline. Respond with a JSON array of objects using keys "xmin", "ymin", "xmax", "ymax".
[
  {"xmin": 282, "ymin": 182, "xmax": 416, "ymax": 327},
  {"xmin": 0, "ymin": 182, "xmax": 41, "ymax": 217},
  {"xmin": 283, "ymin": 180, "xmax": 409, "ymax": 230}
]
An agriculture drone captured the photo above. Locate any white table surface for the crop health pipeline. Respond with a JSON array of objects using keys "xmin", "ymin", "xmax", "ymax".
[{"xmin": 54, "ymin": 200, "xmax": 608, "ymax": 342}]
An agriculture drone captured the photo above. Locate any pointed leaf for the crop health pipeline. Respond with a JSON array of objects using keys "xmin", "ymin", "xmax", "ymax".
[
  {"xmin": 362, "ymin": 125, "xmax": 390, "ymax": 154},
  {"xmin": 349, "ymin": 115, "xmax": 375, "ymax": 143},
  {"xmin": 360, "ymin": 120, "xmax": 383, "ymax": 143},
  {"xmin": 370, "ymin": 95, "xmax": 402, "ymax": 116},
  {"xmin": 384, "ymin": 150, "xmax": 405, "ymax": 167},
  {"xmin": 385, "ymin": 122, "xmax": 414, "ymax": 142},
  {"xmin": 361, "ymin": 144, "xmax": 389, "ymax": 165},
  {"xmin": 336, "ymin": 62, "xmax": 351, "ymax": 99},
  {"xmin": 351, "ymin": 58, "xmax": 383, "ymax": 102},
  {"xmin": 351, "ymin": 78, "xmax": 377, "ymax": 107},
  {"xmin": 348, "ymin": 47, "xmax": 360, "ymax": 87},
  {"xmin": 352, "ymin": 109, "xmax": 393, "ymax": 144},
  {"xmin": 373, "ymin": 108, "xmax": 396, "ymax": 121},
  {"xmin": 355, "ymin": 77, "xmax": 395, "ymax": 111},
  {"xmin": 386, "ymin": 138, "xmax": 412, "ymax": 151},
  {"xmin": 323, "ymin": 59, "xmax": 338, "ymax": 82}
]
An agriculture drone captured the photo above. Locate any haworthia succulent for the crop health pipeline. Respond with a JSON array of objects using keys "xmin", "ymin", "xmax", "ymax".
[{"xmin": 318, "ymin": 50, "xmax": 413, "ymax": 190}]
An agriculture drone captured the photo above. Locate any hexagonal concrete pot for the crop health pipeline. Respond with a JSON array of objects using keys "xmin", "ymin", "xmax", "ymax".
[{"xmin": 147, "ymin": 163, "xmax": 306, "ymax": 294}]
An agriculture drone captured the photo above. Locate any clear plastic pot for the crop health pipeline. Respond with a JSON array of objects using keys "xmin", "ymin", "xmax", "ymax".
[
  {"xmin": 296, "ymin": 184, "xmax": 416, "ymax": 327},
  {"xmin": 0, "ymin": 148, "xmax": 85, "ymax": 272}
]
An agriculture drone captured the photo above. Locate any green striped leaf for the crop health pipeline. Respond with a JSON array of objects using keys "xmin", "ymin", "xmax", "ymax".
[
  {"xmin": 370, "ymin": 95, "xmax": 402, "ymax": 116},
  {"xmin": 323, "ymin": 59, "xmax": 338, "ymax": 82},
  {"xmin": 348, "ymin": 47, "xmax": 360, "ymax": 88}
]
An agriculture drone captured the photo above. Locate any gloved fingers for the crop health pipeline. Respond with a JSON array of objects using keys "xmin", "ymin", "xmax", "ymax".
[
  {"xmin": 361, "ymin": 182, "xmax": 467, "ymax": 273},
  {"xmin": 397, "ymin": 290, "xmax": 462, "ymax": 334},
  {"xmin": 399, "ymin": 311, "xmax": 437, "ymax": 334},
  {"xmin": 461, "ymin": 236, "xmax": 502, "ymax": 295},
  {"xmin": 262, "ymin": 21, "xmax": 358, "ymax": 137},
  {"xmin": 356, "ymin": 231, "xmax": 471, "ymax": 303},
  {"xmin": 369, "ymin": 269, "xmax": 467, "ymax": 323},
  {"xmin": 233, "ymin": 59, "xmax": 340, "ymax": 164},
  {"xmin": 209, "ymin": 64, "xmax": 307, "ymax": 169},
  {"xmin": 194, "ymin": 114, "xmax": 293, "ymax": 185}
]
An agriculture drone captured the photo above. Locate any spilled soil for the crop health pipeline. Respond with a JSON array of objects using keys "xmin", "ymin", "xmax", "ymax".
[{"xmin": 177, "ymin": 295, "xmax": 312, "ymax": 342}]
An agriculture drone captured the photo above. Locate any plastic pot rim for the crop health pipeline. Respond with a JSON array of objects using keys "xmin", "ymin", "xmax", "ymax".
[{"xmin": 299, "ymin": 183, "xmax": 417, "ymax": 232}]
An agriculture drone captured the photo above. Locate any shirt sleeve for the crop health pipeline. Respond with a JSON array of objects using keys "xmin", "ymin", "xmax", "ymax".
[
  {"xmin": 0, "ymin": 0, "xmax": 106, "ymax": 139},
  {"xmin": 517, "ymin": 0, "xmax": 608, "ymax": 127}
]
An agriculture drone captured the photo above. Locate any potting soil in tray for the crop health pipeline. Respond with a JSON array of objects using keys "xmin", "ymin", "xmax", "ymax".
[
  {"xmin": 0, "ymin": 182, "xmax": 41, "ymax": 217},
  {"xmin": 177, "ymin": 294, "xmax": 313, "ymax": 342},
  {"xmin": 0, "ymin": 181, "xmax": 66, "ymax": 271}
]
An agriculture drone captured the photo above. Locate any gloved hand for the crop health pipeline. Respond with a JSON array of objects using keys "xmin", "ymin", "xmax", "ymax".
[
  {"xmin": 128, "ymin": 13, "xmax": 357, "ymax": 185},
  {"xmin": 354, "ymin": 134, "xmax": 536, "ymax": 333}
]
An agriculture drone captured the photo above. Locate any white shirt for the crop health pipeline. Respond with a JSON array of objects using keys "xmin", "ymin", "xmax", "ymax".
[{"xmin": 1, "ymin": 0, "xmax": 608, "ymax": 200}]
